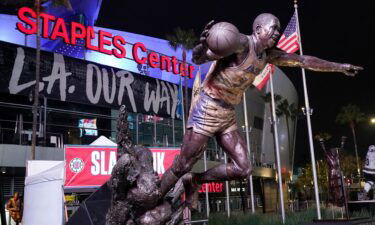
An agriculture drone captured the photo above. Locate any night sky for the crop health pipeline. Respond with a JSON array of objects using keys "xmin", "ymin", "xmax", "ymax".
[
  {"xmin": 96, "ymin": 0, "xmax": 374, "ymax": 168},
  {"xmin": 1, "ymin": 1, "xmax": 374, "ymax": 168}
]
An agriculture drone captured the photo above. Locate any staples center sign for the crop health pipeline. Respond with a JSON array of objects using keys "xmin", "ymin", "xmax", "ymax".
[
  {"xmin": 17, "ymin": 7, "xmax": 195, "ymax": 78},
  {"xmin": 65, "ymin": 146, "xmax": 180, "ymax": 188}
]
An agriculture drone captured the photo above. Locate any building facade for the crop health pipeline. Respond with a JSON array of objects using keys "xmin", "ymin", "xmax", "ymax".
[{"xmin": 0, "ymin": 5, "xmax": 298, "ymax": 217}]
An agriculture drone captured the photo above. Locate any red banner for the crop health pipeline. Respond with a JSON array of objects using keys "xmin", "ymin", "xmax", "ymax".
[
  {"xmin": 64, "ymin": 146, "xmax": 180, "ymax": 188},
  {"xmin": 150, "ymin": 148, "xmax": 180, "ymax": 175}
]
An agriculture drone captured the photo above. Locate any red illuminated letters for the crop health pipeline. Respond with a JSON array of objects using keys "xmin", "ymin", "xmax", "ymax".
[
  {"xmin": 132, "ymin": 42, "xmax": 147, "ymax": 64},
  {"xmin": 16, "ymin": 7, "xmax": 196, "ymax": 78},
  {"xmin": 16, "ymin": 7, "xmax": 37, "ymax": 35},
  {"xmin": 70, "ymin": 22, "xmax": 86, "ymax": 45}
]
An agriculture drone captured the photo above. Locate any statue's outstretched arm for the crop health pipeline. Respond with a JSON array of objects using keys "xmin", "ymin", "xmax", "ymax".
[{"xmin": 267, "ymin": 48, "xmax": 363, "ymax": 76}]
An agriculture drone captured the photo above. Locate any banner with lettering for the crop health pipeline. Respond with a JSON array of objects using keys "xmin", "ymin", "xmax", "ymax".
[
  {"xmin": 0, "ymin": 41, "xmax": 180, "ymax": 119},
  {"xmin": 64, "ymin": 146, "xmax": 180, "ymax": 188},
  {"xmin": 65, "ymin": 146, "xmax": 117, "ymax": 188}
]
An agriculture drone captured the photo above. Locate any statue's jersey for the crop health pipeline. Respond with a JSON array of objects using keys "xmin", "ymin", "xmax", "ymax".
[
  {"xmin": 364, "ymin": 149, "xmax": 375, "ymax": 174},
  {"xmin": 202, "ymin": 35, "xmax": 267, "ymax": 105}
]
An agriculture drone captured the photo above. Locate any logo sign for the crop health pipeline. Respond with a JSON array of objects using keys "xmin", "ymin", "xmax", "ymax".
[
  {"xmin": 64, "ymin": 146, "xmax": 180, "ymax": 188},
  {"xmin": 69, "ymin": 158, "xmax": 85, "ymax": 173},
  {"xmin": 65, "ymin": 146, "xmax": 117, "ymax": 188}
]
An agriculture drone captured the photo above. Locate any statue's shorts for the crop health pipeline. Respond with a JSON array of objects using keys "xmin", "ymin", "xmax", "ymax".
[{"xmin": 187, "ymin": 91, "xmax": 237, "ymax": 137}]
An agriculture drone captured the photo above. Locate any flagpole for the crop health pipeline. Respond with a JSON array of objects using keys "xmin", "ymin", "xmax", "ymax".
[
  {"xmin": 242, "ymin": 93, "xmax": 255, "ymax": 213},
  {"xmin": 203, "ymin": 151, "xmax": 210, "ymax": 217},
  {"xmin": 294, "ymin": 0, "xmax": 322, "ymax": 219},
  {"xmin": 180, "ymin": 75, "xmax": 188, "ymax": 223},
  {"xmin": 270, "ymin": 71, "xmax": 286, "ymax": 223},
  {"xmin": 180, "ymin": 76, "xmax": 186, "ymax": 134}
]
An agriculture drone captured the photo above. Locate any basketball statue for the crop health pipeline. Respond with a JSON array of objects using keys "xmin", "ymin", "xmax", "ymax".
[{"xmin": 159, "ymin": 13, "xmax": 363, "ymax": 212}]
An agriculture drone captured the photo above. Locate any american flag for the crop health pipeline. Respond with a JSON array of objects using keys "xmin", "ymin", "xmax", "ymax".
[
  {"xmin": 276, "ymin": 12, "xmax": 299, "ymax": 53},
  {"xmin": 254, "ymin": 13, "xmax": 300, "ymax": 90},
  {"xmin": 253, "ymin": 63, "xmax": 275, "ymax": 90}
]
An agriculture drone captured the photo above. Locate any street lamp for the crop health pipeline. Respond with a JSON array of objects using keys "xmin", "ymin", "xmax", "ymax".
[
  {"xmin": 370, "ymin": 118, "xmax": 375, "ymax": 124},
  {"xmin": 301, "ymin": 107, "xmax": 313, "ymax": 115}
]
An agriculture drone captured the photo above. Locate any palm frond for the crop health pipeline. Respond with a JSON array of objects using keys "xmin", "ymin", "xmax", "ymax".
[
  {"xmin": 165, "ymin": 27, "xmax": 198, "ymax": 52},
  {"xmin": 336, "ymin": 104, "xmax": 365, "ymax": 125}
]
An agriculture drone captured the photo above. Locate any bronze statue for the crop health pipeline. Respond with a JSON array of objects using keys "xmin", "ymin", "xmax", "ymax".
[
  {"xmin": 160, "ymin": 13, "xmax": 363, "ymax": 210},
  {"xmin": 324, "ymin": 148, "xmax": 345, "ymax": 207},
  {"xmin": 106, "ymin": 106, "xmax": 183, "ymax": 225},
  {"xmin": 317, "ymin": 136, "xmax": 349, "ymax": 209}
]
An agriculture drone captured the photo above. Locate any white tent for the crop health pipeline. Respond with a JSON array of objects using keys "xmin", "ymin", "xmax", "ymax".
[
  {"xmin": 90, "ymin": 135, "xmax": 117, "ymax": 146},
  {"xmin": 22, "ymin": 160, "xmax": 65, "ymax": 225}
]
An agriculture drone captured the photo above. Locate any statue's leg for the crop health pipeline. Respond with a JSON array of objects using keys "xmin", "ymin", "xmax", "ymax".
[
  {"xmin": 160, "ymin": 128, "xmax": 209, "ymax": 197},
  {"xmin": 180, "ymin": 130, "xmax": 251, "ymax": 210},
  {"xmin": 195, "ymin": 129, "xmax": 251, "ymax": 182}
]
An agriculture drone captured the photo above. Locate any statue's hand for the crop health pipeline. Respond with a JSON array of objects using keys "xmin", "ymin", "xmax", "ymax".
[
  {"xmin": 200, "ymin": 20, "xmax": 215, "ymax": 47},
  {"xmin": 340, "ymin": 64, "xmax": 363, "ymax": 76}
]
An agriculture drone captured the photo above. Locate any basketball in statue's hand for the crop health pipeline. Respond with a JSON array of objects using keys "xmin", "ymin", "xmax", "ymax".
[{"xmin": 206, "ymin": 22, "xmax": 241, "ymax": 57}]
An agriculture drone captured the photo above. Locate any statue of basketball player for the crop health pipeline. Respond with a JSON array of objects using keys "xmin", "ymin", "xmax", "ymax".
[{"xmin": 160, "ymin": 13, "xmax": 363, "ymax": 210}]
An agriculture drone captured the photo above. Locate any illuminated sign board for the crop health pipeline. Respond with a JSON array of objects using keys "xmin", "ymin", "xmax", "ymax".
[
  {"xmin": 199, "ymin": 182, "xmax": 224, "ymax": 193},
  {"xmin": 16, "ymin": 7, "xmax": 195, "ymax": 78},
  {"xmin": 65, "ymin": 146, "xmax": 180, "ymax": 188}
]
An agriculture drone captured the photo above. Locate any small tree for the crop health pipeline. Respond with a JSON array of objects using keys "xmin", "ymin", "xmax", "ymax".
[{"xmin": 295, "ymin": 161, "xmax": 329, "ymax": 201}]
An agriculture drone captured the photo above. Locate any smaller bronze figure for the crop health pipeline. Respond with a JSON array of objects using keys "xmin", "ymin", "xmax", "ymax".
[
  {"xmin": 326, "ymin": 148, "xmax": 345, "ymax": 207},
  {"xmin": 318, "ymin": 138, "xmax": 345, "ymax": 207},
  {"xmin": 106, "ymin": 106, "xmax": 184, "ymax": 225}
]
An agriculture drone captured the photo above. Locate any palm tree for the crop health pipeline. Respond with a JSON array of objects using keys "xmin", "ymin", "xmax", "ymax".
[
  {"xmin": 276, "ymin": 99, "xmax": 300, "ymax": 175},
  {"xmin": 166, "ymin": 28, "xmax": 197, "ymax": 119},
  {"xmin": 277, "ymin": 99, "xmax": 292, "ymax": 153},
  {"xmin": 31, "ymin": 0, "xmax": 41, "ymax": 161},
  {"xmin": 336, "ymin": 104, "xmax": 365, "ymax": 175},
  {"xmin": 262, "ymin": 92, "xmax": 282, "ymax": 117},
  {"xmin": 288, "ymin": 103, "xmax": 300, "ymax": 171},
  {"xmin": 4, "ymin": 0, "xmax": 71, "ymax": 159},
  {"xmin": 261, "ymin": 92, "xmax": 282, "ymax": 151}
]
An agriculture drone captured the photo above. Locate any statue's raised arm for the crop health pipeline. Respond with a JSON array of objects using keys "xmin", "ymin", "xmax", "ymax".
[{"xmin": 192, "ymin": 20, "xmax": 248, "ymax": 65}]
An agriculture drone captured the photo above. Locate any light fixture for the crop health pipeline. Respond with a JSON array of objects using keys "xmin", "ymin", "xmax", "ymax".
[{"xmin": 1, "ymin": 167, "xmax": 6, "ymax": 174}]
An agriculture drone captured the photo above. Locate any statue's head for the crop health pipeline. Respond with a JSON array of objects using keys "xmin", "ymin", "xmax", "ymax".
[
  {"xmin": 369, "ymin": 145, "xmax": 375, "ymax": 152},
  {"xmin": 253, "ymin": 13, "xmax": 281, "ymax": 49}
]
